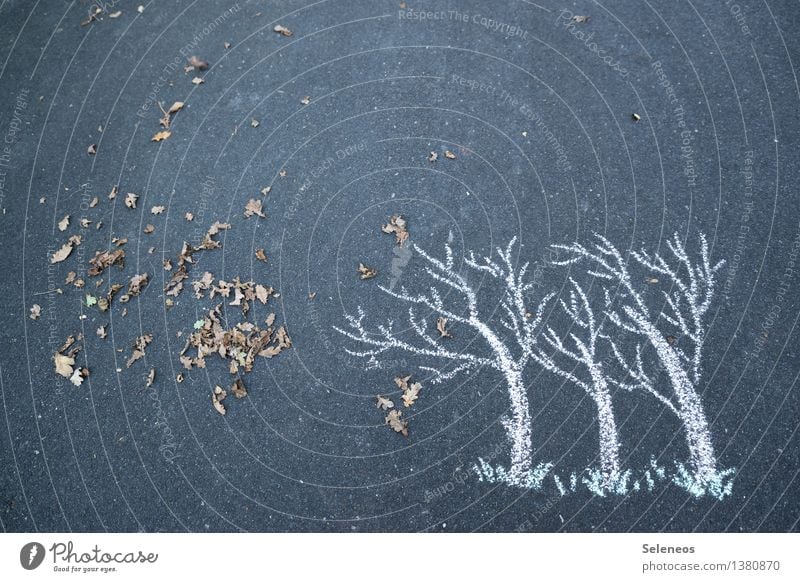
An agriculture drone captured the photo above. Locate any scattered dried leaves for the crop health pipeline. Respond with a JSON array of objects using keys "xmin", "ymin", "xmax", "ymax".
[
  {"xmin": 88, "ymin": 249, "xmax": 125, "ymax": 276},
  {"xmin": 181, "ymin": 304, "xmax": 291, "ymax": 375}
]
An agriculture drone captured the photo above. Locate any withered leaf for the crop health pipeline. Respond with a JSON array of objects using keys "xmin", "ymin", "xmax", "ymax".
[
  {"xmin": 444, "ymin": 150, "xmax": 456, "ymax": 159},
  {"xmin": 401, "ymin": 381, "xmax": 422, "ymax": 408},
  {"xmin": 376, "ymin": 395, "xmax": 394, "ymax": 410},
  {"xmin": 381, "ymin": 215, "xmax": 408, "ymax": 246},
  {"xmin": 151, "ymin": 205, "xmax": 166, "ymax": 215},
  {"xmin": 144, "ymin": 224, "xmax": 155, "ymax": 234},
  {"xmin": 126, "ymin": 334, "xmax": 153, "ymax": 367},
  {"xmin": 58, "ymin": 215, "xmax": 70, "ymax": 232},
  {"xmin": 54, "ymin": 353, "xmax": 75, "ymax": 378},
  {"xmin": 187, "ymin": 56, "xmax": 209, "ymax": 70},
  {"xmin": 51, "ymin": 242, "xmax": 74, "ymax": 263},
  {"xmin": 437, "ymin": 317, "xmax": 452, "ymax": 338},
  {"xmin": 428, "ymin": 151, "xmax": 438, "ymax": 162},
  {"xmin": 358, "ymin": 263, "xmax": 377, "ymax": 280},
  {"xmin": 273, "ymin": 24, "xmax": 293, "ymax": 36},
  {"xmin": 87, "ymin": 144, "xmax": 97, "ymax": 155},
  {"xmin": 30, "ymin": 304, "xmax": 41, "ymax": 320},
  {"xmin": 191, "ymin": 76, "xmax": 204, "ymax": 85},
  {"xmin": 146, "ymin": 368, "xmax": 156, "ymax": 387},
  {"xmin": 124, "ymin": 192, "xmax": 138, "ymax": 208},
  {"xmin": 244, "ymin": 198, "xmax": 266, "ymax": 218},
  {"xmin": 385, "ymin": 409, "xmax": 408, "ymax": 437},
  {"xmin": 255, "ymin": 248, "xmax": 267, "ymax": 262},
  {"xmin": 231, "ymin": 378, "xmax": 247, "ymax": 399},
  {"xmin": 151, "ymin": 130, "xmax": 171, "ymax": 142}
]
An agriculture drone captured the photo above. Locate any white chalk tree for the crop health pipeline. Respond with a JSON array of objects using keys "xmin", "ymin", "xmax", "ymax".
[
  {"xmin": 527, "ymin": 277, "xmax": 625, "ymax": 489},
  {"xmin": 334, "ymin": 237, "xmax": 550, "ymax": 486},
  {"xmin": 552, "ymin": 232, "xmax": 725, "ymax": 485}
]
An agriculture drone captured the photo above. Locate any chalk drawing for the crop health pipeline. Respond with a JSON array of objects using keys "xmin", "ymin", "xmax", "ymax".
[{"xmin": 334, "ymin": 231, "xmax": 735, "ymax": 499}]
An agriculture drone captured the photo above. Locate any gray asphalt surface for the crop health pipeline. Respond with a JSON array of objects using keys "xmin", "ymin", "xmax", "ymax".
[{"xmin": 0, "ymin": 0, "xmax": 798, "ymax": 532}]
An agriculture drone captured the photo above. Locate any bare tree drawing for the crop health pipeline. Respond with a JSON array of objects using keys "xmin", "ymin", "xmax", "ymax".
[
  {"xmin": 528, "ymin": 277, "xmax": 626, "ymax": 489},
  {"xmin": 334, "ymin": 237, "xmax": 549, "ymax": 486},
  {"xmin": 552, "ymin": 232, "xmax": 725, "ymax": 485}
]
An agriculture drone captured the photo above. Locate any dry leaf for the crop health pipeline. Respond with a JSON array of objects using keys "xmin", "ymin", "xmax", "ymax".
[
  {"xmin": 273, "ymin": 24, "xmax": 293, "ymax": 36},
  {"xmin": 260, "ymin": 186, "xmax": 271, "ymax": 196},
  {"xmin": 255, "ymin": 249, "xmax": 267, "ymax": 262},
  {"xmin": 300, "ymin": 96, "xmax": 311, "ymax": 105},
  {"xmin": 151, "ymin": 205, "xmax": 166, "ymax": 215},
  {"xmin": 54, "ymin": 353, "xmax": 75, "ymax": 378},
  {"xmin": 250, "ymin": 118, "xmax": 260, "ymax": 128},
  {"xmin": 358, "ymin": 263, "xmax": 377, "ymax": 280},
  {"xmin": 428, "ymin": 151, "xmax": 438, "ymax": 162},
  {"xmin": 444, "ymin": 150, "xmax": 456, "ymax": 159},
  {"xmin": 151, "ymin": 130, "xmax": 171, "ymax": 142},
  {"xmin": 191, "ymin": 76, "xmax": 204, "ymax": 85},
  {"xmin": 58, "ymin": 215, "xmax": 70, "ymax": 231},
  {"xmin": 187, "ymin": 55, "xmax": 209, "ymax": 70},
  {"xmin": 385, "ymin": 409, "xmax": 408, "ymax": 437},
  {"xmin": 144, "ymin": 224, "xmax": 155, "ymax": 234},
  {"xmin": 87, "ymin": 144, "xmax": 97, "ymax": 155},
  {"xmin": 244, "ymin": 198, "xmax": 266, "ymax": 218},
  {"xmin": 437, "ymin": 317, "xmax": 452, "ymax": 338},
  {"xmin": 376, "ymin": 395, "xmax": 394, "ymax": 410},
  {"xmin": 30, "ymin": 304, "xmax": 41, "ymax": 320},
  {"xmin": 381, "ymin": 215, "xmax": 409, "ymax": 246},
  {"xmin": 124, "ymin": 192, "xmax": 138, "ymax": 208},
  {"xmin": 51, "ymin": 242, "xmax": 74, "ymax": 263},
  {"xmin": 401, "ymin": 382, "xmax": 422, "ymax": 407},
  {"xmin": 96, "ymin": 325, "xmax": 107, "ymax": 339},
  {"xmin": 231, "ymin": 378, "xmax": 247, "ymax": 399},
  {"xmin": 168, "ymin": 101, "xmax": 184, "ymax": 114},
  {"xmin": 146, "ymin": 368, "xmax": 156, "ymax": 387}
]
